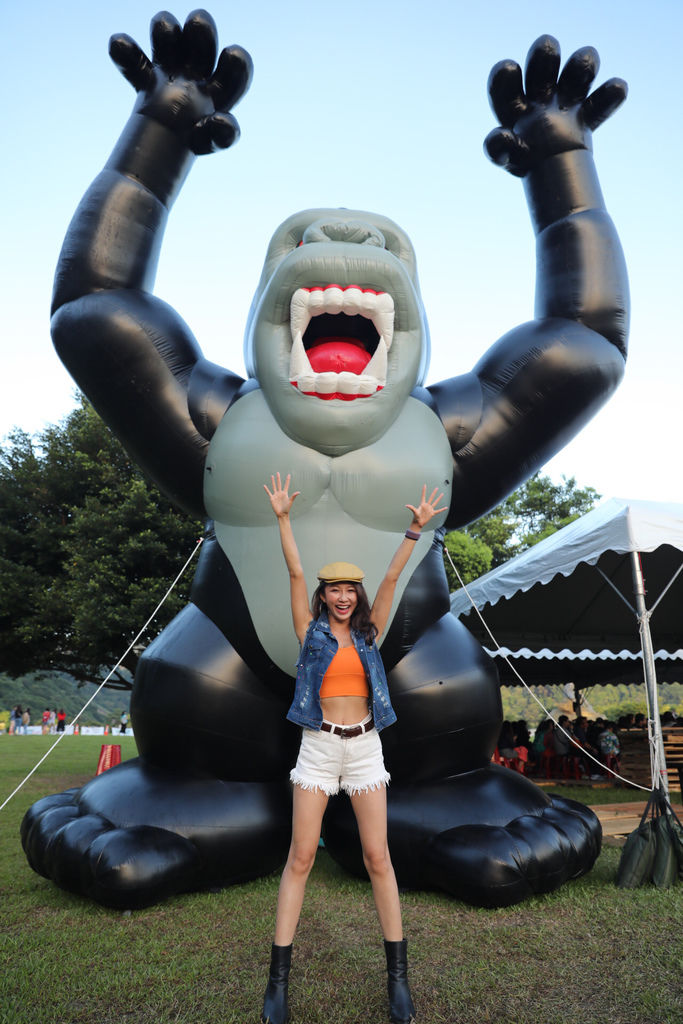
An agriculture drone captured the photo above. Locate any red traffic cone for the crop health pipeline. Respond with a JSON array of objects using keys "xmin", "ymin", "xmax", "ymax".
[{"xmin": 96, "ymin": 744, "xmax": 122, "ymax": 775}]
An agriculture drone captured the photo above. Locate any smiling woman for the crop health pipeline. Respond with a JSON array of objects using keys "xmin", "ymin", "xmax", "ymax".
[{"xmin": 261, "ymin": 471, "xmax": 445, "ymax": 1024}]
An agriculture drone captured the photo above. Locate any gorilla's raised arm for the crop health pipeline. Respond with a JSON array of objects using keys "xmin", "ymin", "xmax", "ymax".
[
  {"xmin": 429, "ymin": 36, "xmax": 629, "ymax": 528},
  {"xmin": 51, "ymin": 10, "xmax": 252, "ymax": 515}
]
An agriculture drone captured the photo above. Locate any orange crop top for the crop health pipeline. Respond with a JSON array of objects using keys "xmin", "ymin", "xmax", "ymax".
[{"xmin": 319, "ymin": 645, "xmax": 370, "ymax": 699}]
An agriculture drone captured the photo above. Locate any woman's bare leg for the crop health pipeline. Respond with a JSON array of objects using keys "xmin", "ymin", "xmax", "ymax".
[
  {"xmin": 350, "ymin": 786, "xmax": 403, "ymax": 940},
  {"xmin": 273, "ymin": 785, "xmax": 329, "ymax": 945}
]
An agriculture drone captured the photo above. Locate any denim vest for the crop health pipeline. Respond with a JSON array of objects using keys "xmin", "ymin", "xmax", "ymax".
[{"xmin": 286, "ymin": 611, "xmax": 397, "ymax": 733}]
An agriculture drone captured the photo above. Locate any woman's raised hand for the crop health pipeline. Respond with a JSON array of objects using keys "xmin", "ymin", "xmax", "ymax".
[
  {"xmin": 406, "ymin": 485, "xmax": 448, "ymax": 528},
  {"xmin": 264, "ymin": 472, "xmax": 300, "ymax": 518}
]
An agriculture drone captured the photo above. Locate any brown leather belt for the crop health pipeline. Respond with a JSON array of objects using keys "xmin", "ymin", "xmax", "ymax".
[{"xmin": 320, "ymin": 718, "xmax": 374, "ymax": 739}]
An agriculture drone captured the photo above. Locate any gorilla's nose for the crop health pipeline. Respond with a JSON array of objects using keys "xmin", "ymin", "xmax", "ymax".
[{"xmin": 302, "ymin": 218, "xmax": 385, "ymax": 248}]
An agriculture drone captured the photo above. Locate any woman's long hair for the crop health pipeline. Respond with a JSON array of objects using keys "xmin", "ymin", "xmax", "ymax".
[{"xmin": 312, "ymin": 581, "xmax": 377, "ymax": 644}]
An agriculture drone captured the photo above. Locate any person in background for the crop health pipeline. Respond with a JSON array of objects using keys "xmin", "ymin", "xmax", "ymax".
[
  {"xmin": 497, "ymin": 721, "xmax": 517, "ymax": 761},
  {"xmin": 531, "ymin": 718, "xmax": 554, "ymax": 774},
  {"xmin": 599, "ymin": 721, "xmax": 621, "ymax": 777},
  {"xmin": 21, "ymin": 708, "xmax": 31, "ymax": 735},
  {"xmin": 586, "ymin": 717, "xmax": 605, "ymax": 750},
  {"xmin": 553, "ymin": 715, "xmax": 582, "ymax": 779},
  {"xmin": 120, "ymin": 711, "xmax": 129, "ymax": 735},
  {"xmin": 56, "ymin": 709, "xmax": 67, "ymax": 733},
  {"xmin": 572, "ymin": 716, "xmax": 602, "ymax": 778},
  {"xmin": 553, "ymin": 714, "xmax": 572, "ymax": 758},
  {"xmin": 514, "ymin": 720, "xmax": 530, "ymax": 753}
]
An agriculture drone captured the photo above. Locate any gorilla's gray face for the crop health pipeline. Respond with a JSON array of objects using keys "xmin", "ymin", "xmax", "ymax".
[{"xmin": 244, "ymin": 209, "xmax": 430, "ymax": 456}]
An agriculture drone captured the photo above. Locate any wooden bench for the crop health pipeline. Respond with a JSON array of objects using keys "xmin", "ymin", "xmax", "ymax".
[
  {"xmin": 616, "ymin": 727, "xmax": 683, "ymax": 791},
  {"xmin": 663, "ymin": 727, "xmax": 683, "ymax": 791},
  {"xmin": 618, "ymin": 730, "xmax": 651, "ymax": 788}
]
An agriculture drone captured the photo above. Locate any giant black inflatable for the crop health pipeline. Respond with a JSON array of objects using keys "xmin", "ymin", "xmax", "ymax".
[{"xmin": 22, "ymin": 12, "xmax": 628, "ymax": 909}]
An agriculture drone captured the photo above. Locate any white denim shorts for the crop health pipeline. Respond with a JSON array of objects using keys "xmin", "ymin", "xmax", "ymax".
[{"xmin": 290, "ymin": 714, "xmax": 391, "ymax": 796}]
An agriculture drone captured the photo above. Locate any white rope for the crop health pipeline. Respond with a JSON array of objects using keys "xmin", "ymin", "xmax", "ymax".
[
  {"xmin": 0, "ymin": 536, "xmax": 204, "ymax": 814},
  {"xmin": 444, "ymin": 544, "xmax": 650, "ymax": 793}
]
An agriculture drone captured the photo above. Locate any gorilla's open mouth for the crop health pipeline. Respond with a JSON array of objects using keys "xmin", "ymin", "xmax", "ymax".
[{"xmin": 289, "ymin": 285, "xmax": 394, "ymax": 400}]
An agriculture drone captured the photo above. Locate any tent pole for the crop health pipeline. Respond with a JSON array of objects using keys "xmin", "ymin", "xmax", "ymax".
[{"xmin": 630, "ymin": 551, "xmax": 669, "ymax": 797}]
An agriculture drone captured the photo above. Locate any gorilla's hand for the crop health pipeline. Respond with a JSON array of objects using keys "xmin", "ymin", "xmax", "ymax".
[
  {"xmin": 484, "ymin": 34, "xmax": 626, "ymax": 177},
  {"xmin": 109, "ymin": 9, "xmax": 253, "ymax": 155}
]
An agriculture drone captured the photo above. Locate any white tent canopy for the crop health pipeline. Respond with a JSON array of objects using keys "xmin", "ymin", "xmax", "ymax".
[
  {"xmin": 450, "ymin": 498, "xmax": 683, "ymax": 655},
  {"xmin": 450, "ymin": 498, "xmax": 683, "ymax": 794}
]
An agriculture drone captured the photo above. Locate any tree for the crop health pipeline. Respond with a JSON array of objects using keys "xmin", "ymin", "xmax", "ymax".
[
  {"xmin": 443, "ymin": 531, "xmax": 492, "ymax": 592},
  {"xmin": 445, "ymin": 472, "xmax": 600, "ymax": 588},
  {"xmin": 0, "ymin": 397, "xmax": 203, "ymax": 687},
  {"xmin": 502, "ymin": 474, "xmax": 600, "ymax": 551}
]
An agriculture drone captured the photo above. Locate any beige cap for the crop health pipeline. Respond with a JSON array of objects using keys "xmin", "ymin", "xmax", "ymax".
[{"xmin": 317, "ymin": 561, "xmax": 365, "ymax": 584}]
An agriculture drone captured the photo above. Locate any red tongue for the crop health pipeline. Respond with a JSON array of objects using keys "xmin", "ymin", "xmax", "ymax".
[{"xmin": 307, "ymin": 339, "xmax": 371, "ymax": 375}]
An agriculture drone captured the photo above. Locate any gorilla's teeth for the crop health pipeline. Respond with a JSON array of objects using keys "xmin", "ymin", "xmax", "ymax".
[
  {"xmin": 363, "ymin": 338, "xmax": 388, "ymax": 381},
  {"xmin": 373, "ymin": 292, "xmax": 395, "ymax": 351},
  {"xmin": 289, "ymin": 331, "xmax": 310, "ymax": 379},
  {"xmin": 290, "ymin": 290, "xmax": 312, "ymax": 340},
  {"xmin": 290, "ymin": 370, "xmax": 385, "ymax": 397},
  {"xmin": 288, "ymin": 284, "xmax": 393, "ymax": 399},
  {"xmin": 289, "ymin": 285, "xmax": 394, "ymax": 350},
  {"xmin": 323, "ymin": 286, "xmax": 344, "ymax": 314},
  {"xmin": 314, "ymin": 372, "xmax": 339, "ymax": 394},
  {"xmin": 337, "ymin": 372, "xmax": 361, "ymax": 395}
]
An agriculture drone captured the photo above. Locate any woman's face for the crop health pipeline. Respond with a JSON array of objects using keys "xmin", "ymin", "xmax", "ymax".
[{"xmin": 322, "ymin": 582, "xmax": 358, "ymax": 624}]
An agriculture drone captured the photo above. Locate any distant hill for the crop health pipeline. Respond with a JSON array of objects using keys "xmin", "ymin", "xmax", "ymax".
[
  {"xmin": 501, "ymin": 681, "xmax": 683, "ymax": 726},
  {"xmin": 1, "ymin": 671, "xmax": 129, "ymax": 728}
]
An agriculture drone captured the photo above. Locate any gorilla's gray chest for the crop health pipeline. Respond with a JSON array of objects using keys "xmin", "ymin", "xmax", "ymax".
[{"xmin": 204, "ymin": 390, "xmax": 451, "ymax": 673}]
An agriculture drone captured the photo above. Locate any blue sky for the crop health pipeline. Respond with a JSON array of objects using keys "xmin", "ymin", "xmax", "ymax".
[{"xmin": 3, "ymin": 0, "xmax": 682, "ymax": 504}]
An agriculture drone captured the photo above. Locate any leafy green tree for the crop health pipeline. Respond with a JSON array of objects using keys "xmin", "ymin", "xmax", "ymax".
[
  {"xmin": 443, "ymin": 531, "xmax": 492, "ymax": 591},
  {"xmin": 446, "ymin": 472, "xmax": 600, "ymax": 588},
  {"xmin": 0, "ymin": 397, "xmax": 203, "ymax": 687},
  {"xmin": 503, "ymin": 474, "xmax": 600, "ymax": 551}
]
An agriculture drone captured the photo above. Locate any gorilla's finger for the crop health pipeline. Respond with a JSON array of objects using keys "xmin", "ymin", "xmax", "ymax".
[
  {"xmin": 524, "ymin": 34, "xmax": 561, "ymax": 103},
  {"xmin": 558, "ymin": 46, "xmax": 600, "ymax": 108},
  {"xmin": 190, "ymin": 112, "xmax": 239, "ymax": 154},
  {"xmin": 582, "ymin": 78, "xmax": 628, "ymax": 130},
  {"xmin": 209, "ymin": 46, "xmax": 254, "ymax": 112},
  {"xmin": 484, "ymin": 127, "xmax": 529, "ymax": 176},
  {"xmin": 488, "ymin": 60, "xmax": 526, "ymax": 127},
  {"xmin": 182, "ymin": 9, "xmax": 218, "ymax": 79},
  {"xmin": 109, "ymin": 33, "xmax": 155, "ymax": 92},
  {"xmin": 151, "ymin": 11, "xmax": 182, "ymax": 70}
]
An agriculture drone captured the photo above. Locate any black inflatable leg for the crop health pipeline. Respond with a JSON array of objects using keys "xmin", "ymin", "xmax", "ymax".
[
  {"xmin": 21, "ymin": 759, "xmax": 292, "ymax": 909},
  {"xmin": 324, "ymin": 766, "xmax": 601, "ymax": 907}
]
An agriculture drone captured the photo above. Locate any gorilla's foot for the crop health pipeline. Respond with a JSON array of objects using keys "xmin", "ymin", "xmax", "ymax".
[
  {"xmin": 21, "ymin": 758, "xmax": 291, "ymax": 909},
  {"xmin": 324, "ymin": 765, "xmax": 601, "ymax": 907}
]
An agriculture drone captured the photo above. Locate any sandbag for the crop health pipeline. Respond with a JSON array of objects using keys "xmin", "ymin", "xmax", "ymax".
[
  {"xmin": 666, "ymin": 814, "xmax": 683, "ymax": 876},
  {"xmin": 617, "ymin": 820, "xmax": 656, "ymax": 889},
  {"xmin": 652, "ymin": 815, "xmax": 678, "ymax": 889}
]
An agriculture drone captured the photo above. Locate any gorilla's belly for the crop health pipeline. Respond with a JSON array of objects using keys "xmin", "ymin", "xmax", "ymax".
[{"xmin": 204, "ymin": 390, "xmax": 452, "ymax": 674}]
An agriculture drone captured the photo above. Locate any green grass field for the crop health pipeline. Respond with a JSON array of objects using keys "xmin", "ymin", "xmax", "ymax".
[{"xmin": 1, "ymin": 737, "xmax": 682, "ymax": 1024}]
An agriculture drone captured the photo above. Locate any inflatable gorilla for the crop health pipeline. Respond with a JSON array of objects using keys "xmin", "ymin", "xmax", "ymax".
[{"xmin": 22, "ymin": 11, "xmax": 629, "ymax": 909}]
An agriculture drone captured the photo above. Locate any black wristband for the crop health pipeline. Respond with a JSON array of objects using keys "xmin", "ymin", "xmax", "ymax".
[{"xmin": 405, "ymin": 529, "xmax": 420, "ymax": 541}]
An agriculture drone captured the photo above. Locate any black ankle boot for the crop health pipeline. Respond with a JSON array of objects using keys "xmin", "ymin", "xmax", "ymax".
[
  {"xmin": 261, "ymin": 943, "xmax": 292, "ymax": 1024},
  {"xmin": 384, "ymin": 939, "xmax": 416, "ymax": 1024}
]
